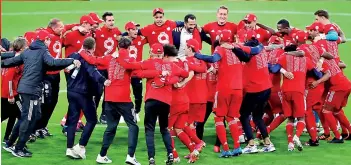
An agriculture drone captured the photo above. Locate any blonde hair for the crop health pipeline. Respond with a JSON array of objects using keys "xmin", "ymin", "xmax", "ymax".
[{"xmin": 13, "ymin": 37, "xmax": 27, "ymax": 52}]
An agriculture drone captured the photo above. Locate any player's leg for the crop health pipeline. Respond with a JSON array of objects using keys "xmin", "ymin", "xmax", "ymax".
[
  {"xmin": 227, "ymin": 90, "xmax": 243, "ymax": 155},
  {"xmin": 322, "ymin": 91, "xmax": 343, "ymax": 143},
  {"xmin": 282, "ymin": 92, "xmax": 295, "ymax": 151},
  {"xmin": 157, "ymin": 101, "xmax": 173, "ymax": 165},
  {"xmin": 97, "ymin": 101, "xmax": 120, "ymax": 163},
  {"xmin": 292, "ymin": 92, "xmax": 306, "ymax": 151},
  {"xmin": 168, "ymin": 113, "xmax": 179, "ymax": 163},
  {"xmin": 97, "ymin": 69, "xmax": 107, "ymax": 124},
  {"xmin": 305, "ymin": 106, "xmax": 319, "ymax": 146},
  {"xmin": 131, "ymin": 77, "xmax": 143, "ymax": 114},
  {"xmin": 2, "ymin": 98, "xmax": 12, "ymax": 141},
  {"xmin": 144, "ymin": 100, "xmax": 159, "ymax": 163},
  {"xmin": 334, "ymin": 110, "xmax": 351, "ymax": 140}
]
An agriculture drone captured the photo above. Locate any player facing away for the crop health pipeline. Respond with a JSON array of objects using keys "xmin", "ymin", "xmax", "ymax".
[{"xmin": 268, "ymin": 31, "xmax": 324, "ymax": 151}]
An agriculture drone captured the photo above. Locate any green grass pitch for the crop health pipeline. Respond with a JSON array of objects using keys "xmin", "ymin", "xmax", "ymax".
[{"xmin": 2, "ymin": 1, "xmax": 351, "ymax": 165}]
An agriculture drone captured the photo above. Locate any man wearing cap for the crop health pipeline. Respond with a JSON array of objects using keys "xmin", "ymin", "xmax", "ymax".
[
  {"xmin": 172, "ymin": 14, "xmax": 211, "ymax": 58},
  {"xmin": 1, "ymin": 30, "xmax": 80, "ymax": 157},
  {"xmin": 125, "ymin": 21, "xmax": 147, "ymax": 120},
  {"xmin": 89, "ymin": 12, "xmax": 103, "ymax": 33},
  {"xmin": 237, "ymin": 13, "xmax": 272, "ymax": 46},
  {"xmin": 139, "ymin": 8, "xmax": 183, "ymax": 47},
  {"xmin": 93, "ymin": 12, "xmax": 122, "ymax": 124}
]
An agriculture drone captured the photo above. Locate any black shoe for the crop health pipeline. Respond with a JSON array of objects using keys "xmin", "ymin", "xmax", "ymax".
[
  {"xmin": 36, "ymin": 130, "xmax": 45, "ymax": 139},
  {"xmin": 62, "ymin": 126, "xmax": 68, "ymax": 136},
  {"xmin": 328, "ymin": 137, "xmax": 344, "ymax": 143},
  {"xmin": 165, "ymin": 153, "xmax": 174, "ymax": 165},
  {"xmin": 305, "ymin": 139, "xmax": 319, "ymax": 146},
  {"xmin": 43, "ymin": 128, "xmax": 53, "ymax": 137},
  {"xmin": 12, "ymin": 148, "xmax": 32, "ymax": 158},
  {"xmin": 149, "ymin": 158, "xmax": 156, "ymax": 165},
  {"xmin": 341, "ymin": 133, "xmax": 351, "ymax": 140},
  {"xmin": 28, "ymin": 134, "xmax": 36, "ymax": 143},
  {"xmin": 23, "ymin": 147, "xmax": 33, "ymax": 155},
  {"xmin": 100, "ymin": 115, "xmax": 107, "ymax": 124}
]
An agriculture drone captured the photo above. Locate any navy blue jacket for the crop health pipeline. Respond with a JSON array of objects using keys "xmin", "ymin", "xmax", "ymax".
[
  {"xmin": 66, "ymin": 52, "xmax": 107, "ymax": 96},
  {"xmin": 1, "ymin": 39, "xmax": 74, "ymax": 97},
  {"xmin": 172, "ymin": 27, "xmax": 212, "ymax": 50}
]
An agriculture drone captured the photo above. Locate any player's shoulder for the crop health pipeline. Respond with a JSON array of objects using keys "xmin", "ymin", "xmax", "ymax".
[{"xmin": 203, "ymin": 21, "xmax": 217, "ymax": 27}]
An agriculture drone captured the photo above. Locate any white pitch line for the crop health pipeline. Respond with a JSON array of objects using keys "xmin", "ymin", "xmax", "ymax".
[{"xmin": 2, "ymin": 9, "xmax": 351, "ymax": 16}]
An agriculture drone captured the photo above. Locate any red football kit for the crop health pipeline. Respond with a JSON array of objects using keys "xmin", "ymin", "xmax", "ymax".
[
  {"xmin": 140, "ymin": 20, "xmax": 177, "ymax": 47},
  {"xmin": 315, "ymin": 39, "xmax": 341, "ymax": 63},
  {"xmin": 129, "ymin": 36, "xmax": 148, "ymax": 62},
  {"xmin": 202, "ymin": 22, "xmax": 238, "ymax": 53},
  {"xmin": 63, "ymin": 30, "xmax": 91, "ymax": 58},
  {"xmin": 237, "ymin": 21, "xmax": 272, "ymax": 46},
  {"xmin": 212, "ymin": 46, "xmax": 243, "ymax": 118},
  {"xmin": 277, "ymin": 28, "xmax": 299, "ymax": 46},
  {"xmin": 94, "ymin": 26, "xmax": 122, "ymax": 57},
  {"xmin": 186, "ymin": 56, "xmax": 208, "ymax": 123},
  {"xmin": 267, "ymin": 48, "xmax": 284, "ymax": 114},
  {"xmin": 278, "ymin": 54, "xmax": 314, "ymax": 117}
]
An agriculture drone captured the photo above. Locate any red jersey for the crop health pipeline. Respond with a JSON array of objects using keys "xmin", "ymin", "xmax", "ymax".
[
  {"xmin": 278, "ymin": 55, "xmax": 314, "ymax": 93},
  {"xmin": 203, "ymin": 22, "xmax": 238, "ymax": 53},
  {"xmin": 186, "ymin": 56, "xmax": 208, "ymax": 103},
  {"xmin": 94, "ymin": 26, "xmax": 122, "ymax": 57},
  {"xmin": 237, "ymin": 21, "xmax": 271, "ymax": 46},
  {"xmin": 278, "ymin": 28, "xmax": 299, "ymax": 46},
  {"xmin": 140, "ymin": 20, "xmax": 177, "ymax": 47},
  {"xmin": 324, "ymin": 59, "xmax": 351, "ymax": 91},
  {"xmin": 129, "ymin": 36, "xmax": 148, "ymax": 62},
  {"xmin": 1, "ymin": 65, "xmax": 23, "ymax": 99},
  {"xmin": 172, "ymin": 60, "xmax": 190, "ymax": 105},
  {"xmin": 268, "ymin": 48, "xmax": 284, "ymax": 92},
  {"xmin": 214, "ymin": 46, "xmax": 243, "ymax": 92},
  {"xmin": 24, "ymin": 31, "xmax": 37, "ymax": 45},
  {"xmin": 315, "ymin": 39, "xmax": 340, "ymax": 63},
  {"xmin": 206, "ymin": 62, "xmax": 219, "ymax": 102},
  {"xmin": 244, "ymin": 50, "xmax": 272, "ymax": 93},
  {"xmin": 101, "ymin": 49, "xmax": 141, "ymax": 102},
  {"xmin": 63, "ymin": 30, "xmax": 90, "ymax": 58}
]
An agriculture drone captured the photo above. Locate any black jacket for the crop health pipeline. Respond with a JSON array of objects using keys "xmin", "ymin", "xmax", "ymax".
[
  {"xmin": 1, "ymin": 39, "xmax": 74, "ymax": 97},
  {"xmin": 1, "ymin": 51, "xmax": 15, "ymax": 60},
  {"xmin": 66, "ymin": 52, "xmax": 106, "ymax": 96}
]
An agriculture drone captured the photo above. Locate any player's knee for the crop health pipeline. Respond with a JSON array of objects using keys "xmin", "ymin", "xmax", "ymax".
[
  {"xmin": 322, "ymin": 105, "xmax": 334, "ymax": 113},
  {"xmin": 174, "ymin": 128, "xmax": 182, "ymax": 135},
  {"xmin": 214, "ymin": 116, "xmax": 224, "ymax": 123}
]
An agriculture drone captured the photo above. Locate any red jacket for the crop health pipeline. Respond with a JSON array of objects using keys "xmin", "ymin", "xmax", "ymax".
[{"xmin": 1, "ymin": 65, "xmax": 23, "ymax": 99}]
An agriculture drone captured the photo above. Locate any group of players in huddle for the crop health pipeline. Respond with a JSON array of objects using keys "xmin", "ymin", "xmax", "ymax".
[{"xmin": 1, "ymin": 5, "xmax": 350, "ymax": 165}]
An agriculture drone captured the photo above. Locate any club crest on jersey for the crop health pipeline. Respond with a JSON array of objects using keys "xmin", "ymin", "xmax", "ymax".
[
  {"xmin": 129, "ymin": 45, "xmax": 138, "ymax": 59},
  {"xmin": 104, "ymin": 37, "xmax": 114, "ymax": 55},
  {"xmin": 101, "ymin": 34, "xmax": 104, "ymax": 38},
  {"xmin": 138, "ymin": 41, "xmax": 141, "ymax": 45},
  {"xmin": 53, "ymin": 41, "xmax": 62, "ymax": 58},
  {"xmin": 167, "ymin": 27, "xmax": 170, "ymax": 31},
  {"xmin": 158, "ymin": 32, "xmax": 170, "ymax": 44},
  {"xmin": 152, "ymin": 31, "xmax": 155, "ymax": 35},
  {"xmin": 114, "ymin": 34, "xmax": 117, "ymax": 38}
]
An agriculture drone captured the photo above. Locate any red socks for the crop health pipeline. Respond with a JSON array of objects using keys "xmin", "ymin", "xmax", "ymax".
[
  {"xmin": 267, "ymin": 114, "xmax": 285, "ymax": 134},
  {"xmin": 171, "ymin": 137, "xmax": 179, "ymax": 158},
  {"xmin": 295, "ymin": 121, "xmax": 305, "ymax": 138},
  {"xmin": 214, "ymin": 116, "xmax": 229, "ymax": 151},
  {"xmin": 334, "ymin": 110, "xmax": 351, "ymax": 133},
  {"xmin": 286, "ymin": 123, "xmax": 294, "ymax": 143},
  {"xmin": 184, "ymin": 126, "xmax": 201, "ymax": 144},
  {"xmin": 323, "ymin": 112, "xmax": 341, "ymax": 139},
  {"xmin": 177, "ymin": 131, "xmax": 195, "ymax": 152},
  {"xmin": 305, "ymin": 110, "xmax": 318, "ymax": 141},
  {"xmin": 227, "ymin": 117, "xmax": 240, "ymax": 149},
  {"xmin": 317, "ymin": 110, "xmax": 330, "ymax": 135}
]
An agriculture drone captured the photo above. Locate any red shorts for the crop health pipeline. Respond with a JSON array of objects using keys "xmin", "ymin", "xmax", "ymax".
[
  {"xmin": 170, "ymin": 103, "xmax": 189, "ymax": 116},
  {"xmin": 305, "ymin": 86, "xmax": 324, "ymax": 111},
  {"xmin": 282, "ymin": 92, "xmax": 306, "ymax": 118},
  {"xmin": 188, "ymin": 103, "xmax": 206, "ymax": 123},
  {"xmin": 168, "ymin": 112, "xmax": 188, "ymax": 129},
  {"xmin": 324, "ymin": 90, "xmax": 351, "ymax": 111},
  {"xmin": 213, "ymin": 90, "xmax": 243, "ymax": 118},
  {"xmin": 268, "ymin": 90, "xmax": 283, "ymax": 114}
]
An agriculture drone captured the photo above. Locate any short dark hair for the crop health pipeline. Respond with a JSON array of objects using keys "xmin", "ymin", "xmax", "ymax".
[
  {"xmin": 184, "ymin": 14, "xmax": 196, "ymax": 23},
  {"xmin": 118, "ymin": 37, "xmax": 132, "ymax": 49},
  {"xmin": 277, "ymin": 19, "xmax": 290, "ymax": 28},
  {"xmin": 48, "ymin": 18, "xmax": 61, "ymax": 28},
  {"xmin": 217, "ymin": 5, "xmax": 229, "ymax": 13},
  {"xmin": 163, "ymin": 44, "xmax": 178, "ymax": 57},
  {"xmin": 314, "ymin": 10, "xmax": 329, "ymax": 19},
  {"xmin": 83, "ymin": 37, "xmax": 96, "ymax": 50},
  {"xmin": 102, "ymin": 12, "xmax": 113, "ymax": 21}
]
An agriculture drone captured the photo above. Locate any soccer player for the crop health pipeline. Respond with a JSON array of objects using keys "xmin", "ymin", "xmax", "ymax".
[
  {"xmin": 65, "ymin": 37, "xmax": 110, "ymax": 159},
  {"xmin": 194, "ymin": 30, "xmax": 262, "ymax": 157},
  {"xmin": 2, "ymin": 30, "xmax": 79, "ymax": 157},
  {"xmin": 132, "ymin": 43, "xmax": 188, "ymax": 165},
  {"xmin": 237, "ymin": 13, "xmax": 272, "ymax": 45},
  {"xmin": 314, "ymin": 10, "xmax": 347, "ymax": 44},
  {"xmin": 61, "ymin": 15, "xmax": 97, "ymax": 132},
  {"xmin": 139, "ymin": 8, "xmax": 183, "ymax": 47},
  {"xmin": 269, "ymin": 31, "xmax": 323, "ymax": 151},
  {"xmin": 201, "ymin": 5, "xmax": 238, "ymax": 152},
  {"xmin": 89, "ymin": 12, "xmax": 103, "ymax": 33},
  {"xmin": 93, "ymin": 12, "xmax": 122, "ymax": 124},
  {"xmin": 94, "ymin": 37, "xmax": 141, "ymax": 165},
  {"xmin": 1, "ymin": 37, "xmax": 26, "ymax": 143},
  {"xmin": 124, "ymin": 21, "xmax": 148, "ymax": 119}
]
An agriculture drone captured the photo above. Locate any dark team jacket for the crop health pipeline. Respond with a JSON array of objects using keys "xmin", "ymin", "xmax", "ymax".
[
  {"xmin": 66, "ymin": 52, "xmax": 106, "ymax": 96},
  {"xmin": 1, "ymin": 39, "xmax": 74, "ymax": 97}
]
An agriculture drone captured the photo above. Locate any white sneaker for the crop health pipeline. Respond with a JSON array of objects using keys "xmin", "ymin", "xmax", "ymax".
[
  {"xmin": 259, "ymin": 143, "xmax": 276, "ymax": 153},
  {"xmin": 136, "ymin": 114, "xmax": 140, "ymax": 122},
  {"xmin": 173, "ymin": 157, "xmax": 181, "ymax": 163},
  {"xmin": 293, "ymin": 135, "xmax": 303, "ymax": 151},
  {"xmin": 96, "ymin": 154, "xmax": 112, "ymax": 164},
  {"xmin": 239, "ymin": 135, "xmax": 246, "ymax": 143},
  {"xmin": 66, "ymin": 148, "xmax": 80, "ymax": 159},
  {"xmin": 242, "ymin": 145, "xmax": 258, "ymax": 154},
  {"xmin": 73, "ymin": 144, "xmax": 86, "ymax": 159},
  {"xmin": 288, "ymin": 142, "xmax": 295, "ymax": 151},
  {"xmin": 125, "ymin": 154, "xmax": 141, "ymax": 165}
]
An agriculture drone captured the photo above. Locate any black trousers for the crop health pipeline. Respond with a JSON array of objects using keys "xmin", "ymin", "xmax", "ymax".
[
  {"xmin": 66, "ymin": 91, "xmax": 97, "ymax": 148},
  {"xmin": 196, "ymin": 101, "xmax": 222, "ymax": 146},
  {"xmin": 35, "ymin": 73, "xmax": 60, "ymax": 131},
  {"xmin": 131, "ymin": 77, "xmax": 143, "ymax": 113},
  {"xmin": 144, "ymin": 99, "xmax": 172, "ymax": 159},
  {"xmin": 240, "ymin": 88, "xmax": 271, "ymax": 141},
  {"xmin": 96, "ymin": 70, "xmax": 107, "ymax": 116},
  {"xmin": 100, "ymin": 102, "xmax": 139, "ymax": 157},
  {"xmin": 1, "ymin": 96, "xmax": 21, "ymax": 141},
  {"xmin": 14, "ymin": 94, "xmax": 41, "ymax": 150}
]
